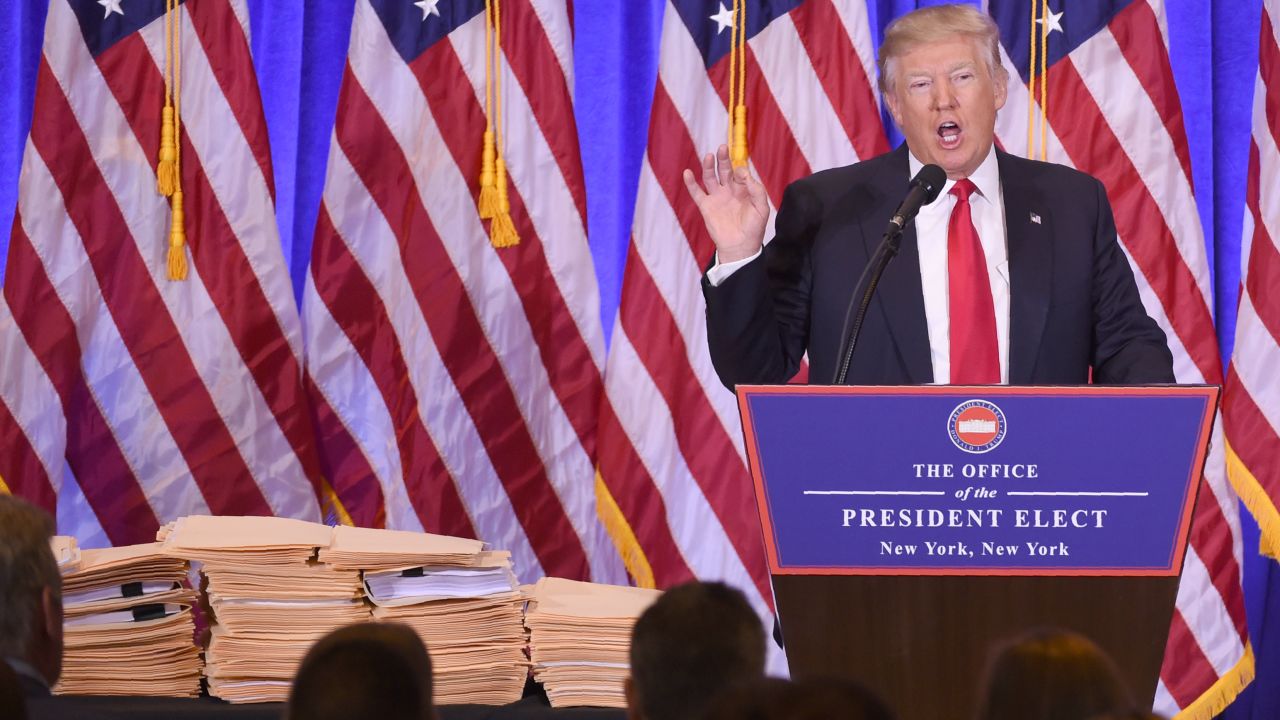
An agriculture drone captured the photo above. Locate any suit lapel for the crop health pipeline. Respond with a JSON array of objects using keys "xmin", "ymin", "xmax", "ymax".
[
  {"xmin": 860, "ymin": 146, "xmax": 932, "ymax": 384},
  {"xmin": 999, "ymin": 151, "xmax": 1052, "ymax": 384}
]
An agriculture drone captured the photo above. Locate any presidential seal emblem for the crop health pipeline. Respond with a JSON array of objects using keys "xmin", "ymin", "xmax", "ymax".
[{"xmin": 948, "ymin": 399, "xmax": 1006, "ymax": 454}]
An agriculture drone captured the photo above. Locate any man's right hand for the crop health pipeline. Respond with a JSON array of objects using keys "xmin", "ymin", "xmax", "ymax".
[{"xmin": 682, "ymin": 144, "xmax": 770, "ymax": 264}]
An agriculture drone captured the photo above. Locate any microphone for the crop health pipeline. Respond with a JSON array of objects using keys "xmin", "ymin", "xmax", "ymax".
[
  {"xmin": 886, "ymin": 164, "xmax": 947, "ymax": 237},
  {"xmin": 830, "ymin": 163, "xmax": 947, "ymax": 385}
]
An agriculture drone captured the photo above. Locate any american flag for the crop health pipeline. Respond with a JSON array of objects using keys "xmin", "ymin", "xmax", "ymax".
[
  {"xmin": 301, "ymin": 0, "xmax": 626, "ymax": 585},
  {"xmin": 1226, "ymin": 0, "xmax": 1280, "ymax": 587},
  {"xmin": 0, "ymin": 0, "xmax": 322, "ymax": 544},
  {"xmin": 601, "ymin": 0, "xmax": 1253, "ymax": 713},
  {"xmin": 595, "ymin": 0, "xmax": 889, "ymax": 668},
  {"xmin": 989, "ymin": 1, "xmax": 1251, "ymax": 715}
]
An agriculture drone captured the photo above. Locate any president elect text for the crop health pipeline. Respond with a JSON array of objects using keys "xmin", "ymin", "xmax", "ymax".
[{"xmin": 841, "ymin": 508, "xmax": 1109, "ymax": 529}]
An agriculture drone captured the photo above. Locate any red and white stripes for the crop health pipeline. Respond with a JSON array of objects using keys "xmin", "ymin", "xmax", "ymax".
[
  {"xmin": 303, "ymin": 0, "xmax": 624, "ymax": 585},
  {"xmin": 1224, "ymin": 0, "xmax": 1280, "ymax": 578},
  {"xmin": 0, "ymin": 0, "xmax": 322, "ymax": 545},
  {"xmin": 995, "ymin": 1, "xmax": 1251, "ymax": 715},
  {"xmin": 597, "ymin": 0, "xmax": 888, "ymax": 668}
]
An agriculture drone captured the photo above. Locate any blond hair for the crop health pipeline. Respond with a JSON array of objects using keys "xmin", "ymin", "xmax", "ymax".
[{"xmin": 877, "ymin": 4, "xmax": 1009, "ymax": 94}]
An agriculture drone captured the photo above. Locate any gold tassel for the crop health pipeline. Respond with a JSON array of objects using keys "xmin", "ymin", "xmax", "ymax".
[
  {"xmin": 726, "ymin": 0, "xmax": 739, "ymax": 151},
  {"xmin": 490, "ymin": 157, "xmax": 519, "ymax": 247},
  {"xmin": 157, "ymin": 105, "xmax": 177, "ymax": 196},
  {"xmin": 478, "ymin": 0, "xmax": 499, "ymax": 219},
  {"xmin": 484, "ymin": 0, "xmax": 518, "ymax": 248},
  {"xmin": 727, "ymin": 0, "xmax": 749, "ymax": 168},
  {"xmin": 478, "ymin": 130, "xmax": 499, "ymax": 219},
  {"xmin": 731, "ymin": 105, "xmax": 748, "ymax": 168},
  {"xmin": 490, "ymin": 213, "xmax": 519, "ymax": 248},
  {"xmin": 168, "ymin": 189, "xmax": 189, "ymax": 281},
  {"xmin": 160, "ymin": 0, "xmax": 188, "ymax": 281}
]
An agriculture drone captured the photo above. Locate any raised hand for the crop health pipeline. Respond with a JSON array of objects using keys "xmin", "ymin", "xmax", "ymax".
[{"xmin": 682, "ymin": 144, "xmax": 770, "ymax": 264}]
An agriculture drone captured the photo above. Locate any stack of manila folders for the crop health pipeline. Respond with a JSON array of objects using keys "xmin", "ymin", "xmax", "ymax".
[
  {"xmin": 525, "ymin": 577, "xmax": 661, "ymax": 707},
  {"xmin": 53, "ymin": 537, "xmax": 202, "ymax": 697},
  {"xmin": 49, "ymin": 517, "xmax": 664, "ymax": 706},
  {"xmin": 159, "ymin": 515, "xmax": 369, "ymax": 703},
  {"xmin": 319, "ymin": 525, "xmax": 529, "ymax": 704}
]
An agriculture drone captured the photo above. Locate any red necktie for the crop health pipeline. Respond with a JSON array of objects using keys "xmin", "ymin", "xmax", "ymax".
[{"xmin": 947, "ymin": 179, "xmax": 1000, "ymax": 384}]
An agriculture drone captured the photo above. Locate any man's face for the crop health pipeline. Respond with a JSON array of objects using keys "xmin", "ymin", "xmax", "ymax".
[{"xmin": 884, "ymin": 36, "xmax": 1007, "ymax": 179}]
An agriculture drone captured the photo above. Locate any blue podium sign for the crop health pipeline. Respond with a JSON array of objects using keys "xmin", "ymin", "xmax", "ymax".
[{"xmin": 737, "ymin": 386, "xmax": 1218, "ymax": 576}]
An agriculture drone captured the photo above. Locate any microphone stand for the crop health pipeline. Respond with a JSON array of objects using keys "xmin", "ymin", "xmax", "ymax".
[
  {"xmin": 831, "ymin": 228, "xmax": 906, "ymax": 385},
  {"xmin": 827, "ymin": 163, "xmax": 944, "ymax": 385}
]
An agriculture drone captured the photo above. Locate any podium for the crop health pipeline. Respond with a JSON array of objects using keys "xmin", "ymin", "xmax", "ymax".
[{"xmin": 737, "ymin": 385, "xmax": 1218, "ymax": 720}]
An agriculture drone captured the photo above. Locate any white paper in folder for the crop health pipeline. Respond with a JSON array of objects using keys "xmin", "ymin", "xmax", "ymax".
[
  {"xmin": 64, "ymin": 581, "xmax": 179, "ymax": 608},
  {"xmin": 63, "ymin": 603, "xmax": 188, "ymax": 628},
  {"xmin": 364, "ymin": 565, "xmax": 518, "ymax": 604}
]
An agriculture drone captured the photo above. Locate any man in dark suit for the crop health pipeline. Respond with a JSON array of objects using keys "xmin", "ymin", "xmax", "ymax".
[
  {"xmin": 0, "ymin": 494, "xmax": 63, "ymax": 699},
  {"xmin": 688, "ymin": 4, "xmax": 1174, "ymax": 388}
]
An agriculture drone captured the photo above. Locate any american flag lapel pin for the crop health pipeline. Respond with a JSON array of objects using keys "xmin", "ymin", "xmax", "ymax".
[{"xmin": 1030, "ymin": 212, "xmax": 1042, "ymax": 225}]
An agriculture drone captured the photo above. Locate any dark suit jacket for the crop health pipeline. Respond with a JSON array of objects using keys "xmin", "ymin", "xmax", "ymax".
[
  {"xmin": 3, "ymin": 657, "xmax": 49, "ymax": 699},
  {"xmin": 703, "ymin": 145, "xmax": 1175, "ymax": 388}
]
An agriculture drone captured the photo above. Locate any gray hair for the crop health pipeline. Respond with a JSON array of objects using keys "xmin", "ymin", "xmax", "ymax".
[
  {"xmin": 877, "ymin": 4, "xmax": 1009, "ymax": 94},
  {"xmin": 0, "ymin": 494, "xmax": 60, "ymax": 659}
]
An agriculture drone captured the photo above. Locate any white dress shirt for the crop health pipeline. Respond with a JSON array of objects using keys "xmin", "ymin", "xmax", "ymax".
[
  {"xmin": 913, "ymin": 147, "xmax": 1010, "ymax": 384},
  {"xmin": 707, "ymin": 146, "xmax": 1011, "ymax": 384}
]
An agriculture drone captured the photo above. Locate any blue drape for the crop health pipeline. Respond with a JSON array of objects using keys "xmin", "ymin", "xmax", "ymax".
[{"xmin": 0, "ymin": 2, "xmax": 1274, "ymax": 714}]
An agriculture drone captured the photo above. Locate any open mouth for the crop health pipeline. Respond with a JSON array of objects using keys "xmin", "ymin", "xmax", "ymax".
[{"xmin": 938, "ymin": 121, "xmax": 962, "ymax": 149}]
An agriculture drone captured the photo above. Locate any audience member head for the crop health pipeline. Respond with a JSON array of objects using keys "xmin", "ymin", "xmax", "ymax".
[
  {"xmin": 976, "ymin": 628, "xmax": 1135, "ymax": 720},
  {"xmin": 287, "ymin": 622, "xmax": 435, "ymax": 720},
  {"xmin": 626, "ymin": 581, "xmax": 766, "ymax": 720},
  {"xmin": 0, "ymin": 494, "xmax": 63, "ymax": 693},
  {"xmin": 704, "ymin": 677, "xmax": 895, "ymax": 720}
]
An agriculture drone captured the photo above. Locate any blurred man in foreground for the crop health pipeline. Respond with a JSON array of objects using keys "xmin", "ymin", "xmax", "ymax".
[
  {"xmin": 287, "ymin": 622, "xmax": 435, "ymax": 720},
  {"xmin": 626, "ymin": 581, "xmax": 766, "ymax": 720},
  {"xmin": 0, "ymin": 494, "xmax": 63, "ymax": 699}
]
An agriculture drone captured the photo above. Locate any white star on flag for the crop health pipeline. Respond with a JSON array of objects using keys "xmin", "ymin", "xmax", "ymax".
[
  {"xmin": 414, "ymin": 0, "xmax": 441, "ymax": 20},
  {"xmin": 98, "ymin": 0, "xmax": 124, "ymax": 18},
  {"xmin": 710, "ymin": 3, "xmax": 735, "ymax": 34},
  {"xmin": 1037, "ymin": 9, "xmax": 1064, "ymax": 35}
]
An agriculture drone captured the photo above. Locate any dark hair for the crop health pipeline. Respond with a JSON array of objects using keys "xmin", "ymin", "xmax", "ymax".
[
  {"xmin": 629, "ymin": 581, "xmax": 766, "ymax": 720},
  {"xmin": 0, "ymin": 495, "xmax": 59, "ymax": 661},
  {"xmin": 976, "ymin": 628, "xmax": 1134, "ymax": 720},
  {"xmin": 287, "ymin": 622, "xmax": 435, "ymax": 720},
  {"xmin": 704, "ymin": 677, "xmax": 895, "ymax": 720}
]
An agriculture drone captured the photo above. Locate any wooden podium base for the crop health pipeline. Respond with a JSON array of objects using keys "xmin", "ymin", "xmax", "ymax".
[{"xmin": 772, "ymin": 574, "xmax": 1180, "ymax": 720}]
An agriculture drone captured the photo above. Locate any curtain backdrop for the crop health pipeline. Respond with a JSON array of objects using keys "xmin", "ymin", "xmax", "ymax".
[{"xmin": 0, "ymin": 1, "xmax": 1275, "ymax": 715}]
